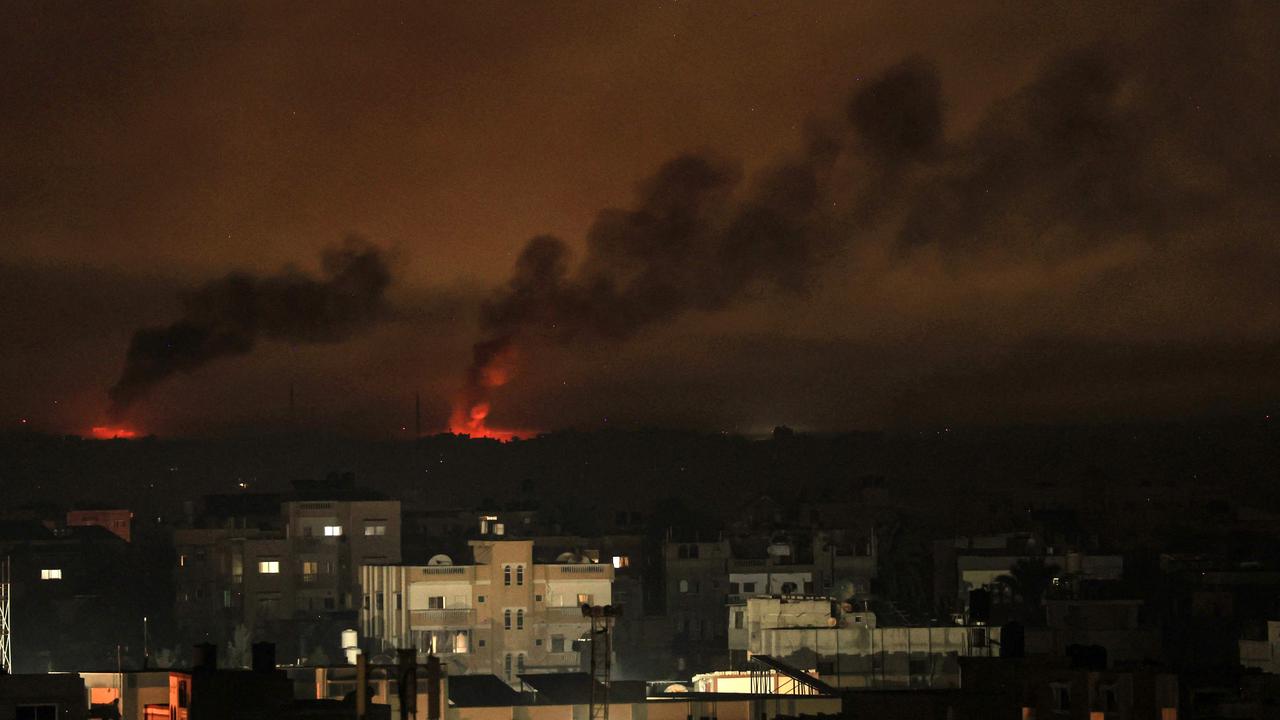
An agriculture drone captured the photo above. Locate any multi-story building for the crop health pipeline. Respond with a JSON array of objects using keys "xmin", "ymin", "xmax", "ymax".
[
  {"xmin": 360, "ymin": 538, "xmax": 613, "ymax": 686},
  {"xmin": 174, "ymin": 477, "xmax": 400, "ymax": 662},
  {"xmin": 664, "ymin": 538, "xmax": 732, "ymax": 675},
  {"xmin": 730, "ymin": 595, "xmax": 999, "ymax": 689}
]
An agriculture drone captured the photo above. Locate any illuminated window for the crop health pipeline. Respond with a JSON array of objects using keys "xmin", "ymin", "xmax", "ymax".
[
  {"xmin": 678, "ymin": 579, "xmax": 689, "ymax": 593},
  {"xmin": 453, "ymin": 630, "xmax": 469, "ymax": 654},
  {"xmin": 40, "ymin": 568, "xmax": 62, "ymax": 580},
  {"xmin": 577, "ymin": 593, "xmax": 592, "ymax": 605},
  {"xmin": 363, "ymin": 523, "xmax": 387, "ymax": 536},
  {"xmin": 178, "ymin": 554, "xmax": 187, "ymax": 567},
  {"xmin": 301, "ymin": 561, "xmax": 318, "ymax": 581},
  {"xmin": 258, "ymin": 560, "xmax": 280, "ymax": 574},
  {"xmin": 516, "ymin": 564, "xmax": 524, "ymax": 585},
  {"xmin": 323, "ymin": 525, "xmax": 343, "ymax": 537},
  {"xmin": 612, "ymin": 555, "xmax": 629, "ymax": 568},
  {"xmin": 517, "ymin": 608, "xmax": 525, "ymax": 630}
]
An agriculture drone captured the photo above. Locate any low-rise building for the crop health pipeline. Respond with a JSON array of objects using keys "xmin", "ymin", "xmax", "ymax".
[{"xmin": 730, "ymin": 595, "xmax": 998, "ymax": 689}]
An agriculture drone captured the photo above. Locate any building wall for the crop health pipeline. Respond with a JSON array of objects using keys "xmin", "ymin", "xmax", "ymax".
[
  {"xmin": 362, "ymin": 540, "xmax": 612, "ymax": 685},
  {"xmin": 66, "ymin": 509, "xmax": 132, "ymax": 543}
]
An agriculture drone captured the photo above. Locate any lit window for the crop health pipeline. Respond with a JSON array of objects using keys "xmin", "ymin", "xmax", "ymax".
[
  {"xmin": 258, "ymin": 560, "xmax": 280, "ymax": 574},
  {"xmin": 612, "ymin": 555, "xmax": 629, "ymax": 568},
  {"xmin": 301, "ymin": 561, "xmax": 318, "ymax": 580},
  {"xmin": 323, "ymin": 525, "xmax": 343, "ymax": 537},
  {"xmin": 178, "ymin": 555, "xmax": 187, "ymax": 567},
  {"xmin": 363, "ymin": 524, "xmax": 387, "ymax": 536},
  {"xmin": 577, "ymin": 593, "xmax": 591, "ymax": 605},
  {"xmin": 516, "ymin": 565, "xmax": 524, "ymax": 586},
  {"xmin": 678, "ymin": 579, "xmax": 689, "ymax": 593},
  {"xmin": 40, "ymin": 568, "xmax": 62, "ymax": 580}
]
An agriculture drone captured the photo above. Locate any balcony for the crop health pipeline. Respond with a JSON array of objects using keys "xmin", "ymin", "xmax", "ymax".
[
  {"xmin": 542, "ymin": 606, "xmax": 594, "ymax": 624},
  {"xmin": 409, "ymin": 608, "xmax": 475, "ymax": 627}
]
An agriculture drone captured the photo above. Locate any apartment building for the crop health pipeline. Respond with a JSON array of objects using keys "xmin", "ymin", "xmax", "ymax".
[
  {"xmin": 360, "ymin": 538, "xmax": 613, "ymax": 685},
  {"xmin": 174, "ymin": 478, "xmax": 400, "ymax": 661}
]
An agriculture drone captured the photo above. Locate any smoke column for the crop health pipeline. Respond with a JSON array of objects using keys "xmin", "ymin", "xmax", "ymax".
[
  {"xmin": 108, "ymin": 237, "xmax": 392, "ymax": 416},
  {"xmin": 454, "ymin": 5, "xmax": 1279, "ymax": 434}
]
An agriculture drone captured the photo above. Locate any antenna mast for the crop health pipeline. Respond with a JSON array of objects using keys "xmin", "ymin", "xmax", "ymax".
[{"xmin": 1, "ymin": 555, "xmax": 12, "ymax": 673}]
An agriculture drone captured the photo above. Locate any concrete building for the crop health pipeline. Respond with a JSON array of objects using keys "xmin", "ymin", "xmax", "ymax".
[
  {"xmin": 174, "ymin": 479, "xmax": 400, "ymax": 662},
  {"xmin": 0, "ymin": 673, "xmax": 88, "ymax": 720},
  {"xmin": 729, "ymin": 596, "xmax": 998, "ymax": 689},
  {"xmin": 65, "ymin": 510, "xmax": 133, "ymax": 543},
  {"xmin": 663, "ymin": 539, "xmax": 731, "ymax": 674},
  {"xmin": 361, "ymin": 538, "xmax": 613, "ymax": 685},
  {"xmin": 1240, "ymin": 620, "xmax": 1280, "ymax": 673}
]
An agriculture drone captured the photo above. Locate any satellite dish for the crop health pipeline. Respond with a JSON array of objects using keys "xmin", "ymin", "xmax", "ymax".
[
  {"xmin": 557, "ymin": 551, "xmax": 587, "ymax": 564},
  {"xmin": 833, "ymin": 579, "xmax": 857, "ymax": 602},
  {"xmin": 427, "ymin": 554, "xmax": 453, "ymax": 566},
  {"xmin": 663, "ymin": 683, "xmax": 689, "ymax": 693}
]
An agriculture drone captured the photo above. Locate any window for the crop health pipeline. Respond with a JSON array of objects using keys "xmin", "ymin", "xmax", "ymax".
[
  {"xmin": 323, "ymin": 525, "xmax": 343, "ymax": 537},
  {"xmin": 16, "ymin": 704, "xmax": 58, "ymax": 720},
  {"xmin": 375, "ymin": 592, "xmax": 384, "ymax": 611},
  {"xmin": 363, "ymin": 522, "xmax": 387, "ymax": 536},
  {"xmin": 679, "ymin": 579, "xmax": 689, "ymax": 593},
  {"xmin": 516, "ymin": 654, "xmax": 526, "ymax": 674},
  {"xmin": 395, "ymin": 592, "xmax": 402, "ymax": 611},
  {"xmin": 478, "ymin": 595, "xmax": 486, "ymax": 603},
  {"xmin": 325, "ymin": 596, "xmax": 336, "ymax": 610},
  {"xmin": 517, "ymin": 608, "xmax": 525, "ymax": 630},
  {"xmin": 503, "ymin": 565, "xmax": 512, "ymax": 586},
  {"xmin": 688, "ymin": 544, "xmax": 700, "ymax": 558},
  {"xmin": 743, "ymin": 582, "xmax": 756, "ymax": 593},
  {"xmin": 453, "ymin": 630, "xmax": 469, "ymax": 654},
  {"xmin": 504, "ymin": 609, "xmax": 512, "ymax": 630},
  {"xmin": 428, "ymin": 596, "xmax": 445, "ymax": 609},
  {"xmin": 301, "ymin": 561, "xmax": 318, "ymax": 581},
  {"xmin": 551, "ymin": 635, "xmax": 565, "ymax": 652},
  {"xmin": 577, "ymin": 593, "xmax": 592, "ymax": 605},
  {"xmin": 734, "ymin": 611, "xmax": 744, "ymax": 629},
  {"xmin": 178, "ymin": 554, "xmax": 187, "ymax": 567},
  {"xmin": 1051, "ymin": 683, "xmax": 1072, "ymax": 712},
  {"xmin": 613, "ymin": 555, "xmax": 630, "ymax": 569},
  {"xmin": 1101, "ymin": 684, "xmax": 1120, "ymax": 712},
  {"xmin": 504, "ymin": 653, "xmax": 513, "ymax": 680},
  {"xmin": 729, "ymin": 582, "xmax": 740, "ymax": 594},
  {"xmin": 40, "ymin": 568, "xmax": 62, "ymax": 580},
  {"xmin": 516, "ymin": 564, "xmax": 525, "ymax": 585},
  {"xmin": 223, "ymin": 590, "xmax": 232, "ymax": 608},
  {"xmin": 535, "ymin": 594, "xmax": 543, "ymax": 602},
  {"xmin": 258, "ymin": 560, "xmax": 280, "ymax": 574}
]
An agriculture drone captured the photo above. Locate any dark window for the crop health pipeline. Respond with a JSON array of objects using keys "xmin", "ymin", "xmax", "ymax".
[
  {"xmin": 503, "ymin": 565, "xmax": 511, "ymax": 586},
  {"xmin": 16, "ymin": 706, "xmax": 57, "ymax": 720},
  {"xmin": 689, "ymin": 544, "xmax": 700, "ymax": 559},
  {"xmin": 516, "ymin": 565, "xmax": 524, "ymax": 586},
  {"xmin": 504, "ymin": 609, "xmax": 512, "ymax": 629},
  {"xmin": 734, "ymin": 611, "xmax": 744, "ymax": 629},
  {"xmin": 517, "ymin": 608, "xmax": 525, "ymax": 630},
  {"xmin": 743, "ymin": 582, "xmax": 756, "ymax": 593},
  {"xmin": 729, "ymin": 582, "xmax": 740, "ymax": 594}
]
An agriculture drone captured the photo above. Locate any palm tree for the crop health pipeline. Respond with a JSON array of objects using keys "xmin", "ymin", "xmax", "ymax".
[{"xmin": 995, "ymin": 557, "xmax": 1060, "ymax": 624}]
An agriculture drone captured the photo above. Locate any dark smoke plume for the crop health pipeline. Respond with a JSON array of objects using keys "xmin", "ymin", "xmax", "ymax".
[
  {"xmin": 461, "ymin": 4, "xmax": 1280, "ymax": 422},
  {"xmin": 109, "ymin": 237, "xmax": 391, "ymax": 415}
]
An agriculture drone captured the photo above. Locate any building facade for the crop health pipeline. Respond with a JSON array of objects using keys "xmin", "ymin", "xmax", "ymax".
[{"xmin": 361, "ymin": 539, "xmax": 613, "ymax": 686}]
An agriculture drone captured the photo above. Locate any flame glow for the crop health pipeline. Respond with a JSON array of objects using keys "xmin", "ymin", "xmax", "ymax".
[
  {"xmin": 448, "ymin": 338, "xmax": 531, "ymax": 441},
  {"xmin": 91, "ymin": 425, "xmax": 138, "ymax": 439}
]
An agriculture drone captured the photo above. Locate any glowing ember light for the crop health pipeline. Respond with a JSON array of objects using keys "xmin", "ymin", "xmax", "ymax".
[{"xmin": 90, "ymin": 426, "xmax": 138, "ymax": 439}]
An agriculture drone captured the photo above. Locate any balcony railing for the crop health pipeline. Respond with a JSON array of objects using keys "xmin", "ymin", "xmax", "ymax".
[{"xmin": 409, "ymin": 608, "xmax": 476, "ymax": 627}]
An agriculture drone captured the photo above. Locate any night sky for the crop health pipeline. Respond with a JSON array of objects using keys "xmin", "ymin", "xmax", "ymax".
[{"xmin": 3, "ymin": 2, "xmax": 1278, "ymax": 438}]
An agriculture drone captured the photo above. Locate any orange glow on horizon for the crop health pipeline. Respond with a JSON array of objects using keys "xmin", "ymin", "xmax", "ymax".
[
  {"xmin": 90, "ymin": 425, "xmax": 139, "ymax": 439},
  {"xmin": 448, "ymin": 400, "xmax": 531, "ymax": 442}
]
